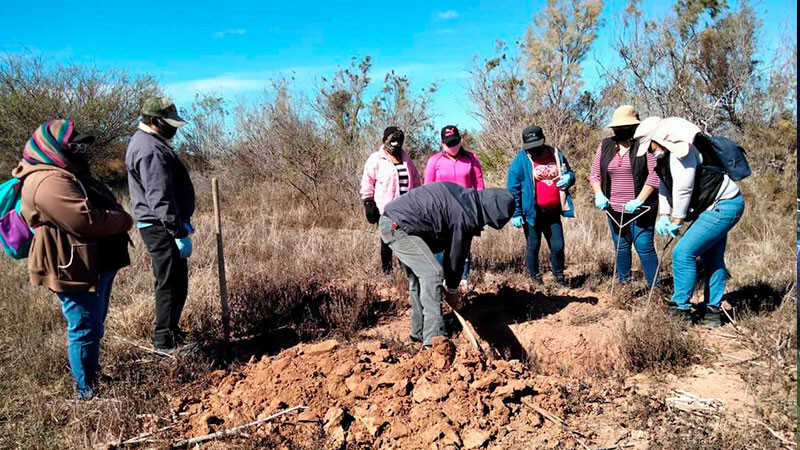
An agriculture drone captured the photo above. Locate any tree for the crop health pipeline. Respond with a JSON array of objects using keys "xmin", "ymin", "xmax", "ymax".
[
  {"xmin": 0, "ymin": 55, "xmax": 159, "ymax": 183},
  {"xmin": 523, "ymin": 0, "xmax": 604, "ymax": 147}
]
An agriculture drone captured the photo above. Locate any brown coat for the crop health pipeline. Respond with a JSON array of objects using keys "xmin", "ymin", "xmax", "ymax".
[{"xmin": 12, "ymin": 161, "xmax": 133, "ymax": 292}]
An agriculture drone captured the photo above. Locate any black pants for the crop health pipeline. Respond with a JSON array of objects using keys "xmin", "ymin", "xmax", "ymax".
[
  {"xmin": 139, "ymin": 225, "xmax": 188, "ymax": 348},
  {"xmin": 380, "ymin": 238, "xmax": 393, "ymax": 274}
]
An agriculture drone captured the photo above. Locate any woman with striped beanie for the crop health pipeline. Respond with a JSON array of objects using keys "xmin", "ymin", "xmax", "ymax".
[{"xmin": 12, "ymin": 119, "xmax": 133, "ymax": 399}]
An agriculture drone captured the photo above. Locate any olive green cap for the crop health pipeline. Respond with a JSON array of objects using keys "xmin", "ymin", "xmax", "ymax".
[{"xmin": 141, "ymin": 97, "xmax": 186, "ymax": 127}]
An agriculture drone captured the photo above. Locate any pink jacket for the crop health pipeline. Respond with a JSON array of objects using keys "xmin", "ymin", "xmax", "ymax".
[
  {"xmin": 424, "ymin": 149, "xmax": 485, "ymax": 190},
  {"xmin": 360, "ymin": 146, "xmax": 422, "ymax": 213}
]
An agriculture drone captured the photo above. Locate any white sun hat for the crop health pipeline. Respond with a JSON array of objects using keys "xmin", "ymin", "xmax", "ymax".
[
  {"xmin": 634, "ymin": 116, "xmax": 662, "ymax": 156},
  {"xmin": 650, "ymin": 117, "xmax": 702, "ymax": 158}
]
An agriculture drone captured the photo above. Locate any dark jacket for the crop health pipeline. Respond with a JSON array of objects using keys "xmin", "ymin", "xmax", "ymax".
[
  {"xmin": 13, "ymin": 161, "xmax": 133, "ymax": 292},
  {"xmin": 599, "ymin": 138, "xmax": 658, "ymax": 225},
  {"xmin": 125, "ymin": 129, "xmax": 195, "ymax": 238},
  {"xmin": 383, "ymin": 182, "xmax": 514, "ymax": 288}
]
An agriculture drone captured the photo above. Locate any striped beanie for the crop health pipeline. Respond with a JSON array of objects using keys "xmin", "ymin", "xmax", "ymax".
[{"xmin": 22, "ymin": 119, "xmax": 77, "ymax": 170}]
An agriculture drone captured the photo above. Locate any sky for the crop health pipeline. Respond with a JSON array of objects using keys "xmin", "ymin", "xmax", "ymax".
[{"xmin": 0, "ymin": 0, "xmax": 796, "ymax": 134}]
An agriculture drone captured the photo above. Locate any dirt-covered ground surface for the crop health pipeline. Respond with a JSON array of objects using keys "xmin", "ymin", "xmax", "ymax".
[{"xmin": 163, "ymin": 277, "xmax": 792, "ymax": 449}]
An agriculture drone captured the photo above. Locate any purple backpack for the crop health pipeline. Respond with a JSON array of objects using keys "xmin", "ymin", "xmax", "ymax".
[{"xmin": 0, "ymin": 178, "xmax": 33, "ymax": 259}]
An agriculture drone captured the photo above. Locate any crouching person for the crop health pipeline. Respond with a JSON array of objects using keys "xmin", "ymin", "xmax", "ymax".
[
  {"xmin": 14, "ymin": 120, "xmax": 133, "ymax": 398},
  {"xmin": 378, "ymin": 182, "xmax": 515, "ymax": 348},
  {"xmin": 635, "ymin": 117, "xmax": 745, "ymax": 327}
]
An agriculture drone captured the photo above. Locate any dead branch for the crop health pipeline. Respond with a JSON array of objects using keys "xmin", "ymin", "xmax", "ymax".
[{"xmin": 171, "ymin": 405, "xmax": 307, "ymax": 448}]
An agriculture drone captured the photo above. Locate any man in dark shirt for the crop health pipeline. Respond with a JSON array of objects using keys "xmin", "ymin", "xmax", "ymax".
[
  {"xmin": 379, "ymin": 182, "xmax": 515, "ymax": 348},
  {"xmin": 125, "ymin": 97, "xmax": 196, "ymax": 351}
]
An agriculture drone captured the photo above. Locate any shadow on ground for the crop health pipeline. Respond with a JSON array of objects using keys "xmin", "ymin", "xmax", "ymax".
[{"xmin": 446, "ymin": 285, "xmax": 599, "ymax": 361}]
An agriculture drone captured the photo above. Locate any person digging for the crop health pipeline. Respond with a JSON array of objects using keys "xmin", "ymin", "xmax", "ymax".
[{"xmin": 378, "ymin": 182, "xmax": 515, "ymax": 349}]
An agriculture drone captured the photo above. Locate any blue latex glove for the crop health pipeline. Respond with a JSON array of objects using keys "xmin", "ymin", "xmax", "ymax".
[
  {"xmin": 655, "ymin": 216, "xmax": 672, "ymax": 236},
  {"xmin": 594, "ymin": 192, "xmax": 610, "ymax": 210},
  {"xmin": 624, "ymin": 199, "xmax": 643, "ymax": 213},
  {"xmin": 175, "ymin": 236, "xmax": 193, "ymax": 259},
  {"xmin": 511, "ymin": 216, "xmax": 524, "ymax": 228},
  {"xmin": 666, "ymin": 222, "xmax": 683, "ymax": 238},
  {"xmin": 556, "ymin": 172, "xmax": 573, "ymax": 190},
  {"xmin": 183, "ymin": 222, "xmax": 195, "ymax": 235}
]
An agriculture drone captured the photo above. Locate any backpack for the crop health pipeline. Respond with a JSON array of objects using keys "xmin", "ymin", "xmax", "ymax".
[
  {"xmin": 0, "ymin": 178, "xmax": 33, "ymax": 259},
  {"xmin": 698, "ymin": 135, "xmax": 752, "ymax": 181}
]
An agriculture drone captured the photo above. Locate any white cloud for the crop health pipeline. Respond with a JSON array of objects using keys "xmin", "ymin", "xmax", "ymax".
[
  {"xmin": 212, "ymin": 28, "xmax": 246, "ymax": 39},
  {"xmin": 437, "ymin": 10, "xmax": 459, "ymax": 20}
]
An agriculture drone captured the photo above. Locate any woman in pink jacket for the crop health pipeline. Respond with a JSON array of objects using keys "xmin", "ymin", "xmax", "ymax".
[
  {"xmin": 360, "ymin": 127, "xmax": 421, "ymax": 280},
  {"xmin": 424, "ymin": 125, "xmax": 485, "ymax": 288}
]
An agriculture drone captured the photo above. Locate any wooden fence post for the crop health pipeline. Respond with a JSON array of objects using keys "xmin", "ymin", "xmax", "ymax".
[{"xmin": 212, "ymin": 178, "xmax": 231, "ymax": 354}]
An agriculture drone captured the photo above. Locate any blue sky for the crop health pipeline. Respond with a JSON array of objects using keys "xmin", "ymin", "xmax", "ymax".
[{"xmin": 1, "ymin": 0, "xmax": 795, "ymax": 134}]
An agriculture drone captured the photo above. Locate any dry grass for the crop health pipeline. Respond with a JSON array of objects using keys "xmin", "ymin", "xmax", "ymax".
[
  {"xmin": 0, "ymin": 162, "xmax": 794, "ymax": 448},
  {"xmin": 618, "ymin": 309, "xmax": 701, "ymax": 373}
]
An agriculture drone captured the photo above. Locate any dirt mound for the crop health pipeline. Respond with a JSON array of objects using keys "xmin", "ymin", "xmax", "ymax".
[{"xmin": 174, "ymin": 338, "xmax": 582, "ymax": 448}]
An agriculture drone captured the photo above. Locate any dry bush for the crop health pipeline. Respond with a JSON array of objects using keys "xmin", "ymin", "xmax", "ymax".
[
  {"xmin": 618, "ymin": 309, "xmax": 701, "ymax": 373},
  {"xmin": 0, "ymin": 55, "xmax": 159, "ymax": 184}
]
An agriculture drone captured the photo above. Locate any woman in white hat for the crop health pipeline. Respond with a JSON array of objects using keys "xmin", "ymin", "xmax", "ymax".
[
  {"xmin": 634, "ymin": 117, "xmax": 744, "ymax": 327},
  {"xmin": 589, "ymin": 105, "xmax": 660, "ymax": 288}
]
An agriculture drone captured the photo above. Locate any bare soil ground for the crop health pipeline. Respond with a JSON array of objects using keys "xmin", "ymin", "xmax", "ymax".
[{"xmin": 163, "ymin": 275, "xmax": 785, "ymax": 449}]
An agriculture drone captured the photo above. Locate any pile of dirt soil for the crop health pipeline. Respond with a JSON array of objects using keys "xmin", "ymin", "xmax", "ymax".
[{"xmin": 173, "ymin": 338, "xmax": 599, "ymax": 449}]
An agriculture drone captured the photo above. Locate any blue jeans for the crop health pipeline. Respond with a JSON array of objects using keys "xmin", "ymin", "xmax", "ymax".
[
  {"xmin": 56, "ymin": 271, "xmax": 117, "ymax": 398},
  {"xmin": 524, "ymin": 210, "xmax": 565, "ymax": 278},
  {"xmin": 379, "ymin": 216, "xmax": 445, "ymax": 346},
  {"xmin": 606, "ymin": 214, "xmax": 658, "ymax": 286},
  {"xmin": 434, "ymin": 252, "xmax": 470, "ymax": 281},
  {"xmin": 671, "ymin": 195, "xmax": 745, "ymax": 310}
]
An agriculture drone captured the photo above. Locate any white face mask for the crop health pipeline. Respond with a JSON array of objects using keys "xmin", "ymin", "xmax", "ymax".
[{"xmin": 443, "ymin": 143, "xmax": 461, "ymax": 156}]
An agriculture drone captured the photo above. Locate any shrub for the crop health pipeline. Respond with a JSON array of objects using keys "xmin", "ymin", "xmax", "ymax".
[{"xmin": 618, "ymin": 309, "xmax": 700, "ymax": 373}]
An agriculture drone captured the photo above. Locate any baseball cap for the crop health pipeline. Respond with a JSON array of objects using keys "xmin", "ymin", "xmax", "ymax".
[
  {"xmin": 521, "ymin": 125, "xmax": 545, "ymax": 150},
  {"xmin": 441, "ymin": 125, "xmax": 461, "ymax": 146},
  {"xmin": 141, "ymin": 97, "xmax": 186, "ymax": 128}
]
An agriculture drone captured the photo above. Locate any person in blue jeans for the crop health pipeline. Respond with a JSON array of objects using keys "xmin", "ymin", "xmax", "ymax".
[
  {"xmin": 507, "ymin": 125, "xmax": 576, "ymax": 288},
  {"xmin": 14, "ymin": 120, "xmax": 133, "ymax": 398},
  {"xmin": 590, "ymin": 106, "xmax": 660, "ymax": 287},
  {"xmin": 57, "ymin": 271, "xmax": 117, "ymax": 396},
  {"xmin": 635, "ymin": 117, "xmax": 744, "ymax": 327}
]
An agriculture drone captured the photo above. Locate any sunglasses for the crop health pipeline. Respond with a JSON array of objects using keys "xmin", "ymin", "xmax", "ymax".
[{"xmin": 63, "ymin": 143, "xmax": 89, "ymax": 154}]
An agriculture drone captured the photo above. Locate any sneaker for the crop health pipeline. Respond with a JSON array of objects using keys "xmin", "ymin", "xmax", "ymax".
[
  {"xmin": 701, "ymin": 306, "xmax": 722, "ymax": 328},
  {"xmin": 665, "ymin": 303, "xmax": 693, "ymax": 325},
  {"xmin": 421, "ymin": 344, "xmax": 432, "ymax": 351},
  {"xmin": 458, "ymin": 279, "xmax": 469, "ymax": 292},
  {"xmin": 384, "ymin": 273, "xmax": 394, "ymax": 283},
  {"xmin": 409, "ymin": 335, "xmax": 422, "ymax": 344}
]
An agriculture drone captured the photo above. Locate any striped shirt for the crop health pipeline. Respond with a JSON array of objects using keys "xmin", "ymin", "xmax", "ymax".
[
  {"xmin": 589, "ymin": 143, "xmax": 659, "ymax": 212},
  {"xmin": 395, "ymin": 162, "xmax": 410, "ymax": 195}
]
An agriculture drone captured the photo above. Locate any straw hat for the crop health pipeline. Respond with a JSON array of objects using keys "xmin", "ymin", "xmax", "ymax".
[
  {"xmin": 606, "ymin": 105, "xmax": 641, "ymax": 128},
  {"xmin": 649, "ymin": 117, "xmax": 701, "ymax": 159},
  {"xmin": 634, "ymin": 116, "xmax": 662, "ymax": 156}
]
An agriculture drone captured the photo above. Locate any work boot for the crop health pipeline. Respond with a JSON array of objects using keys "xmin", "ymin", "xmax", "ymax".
[
  {"xmin": 701, "ymin": 305, "xmax": 722, "ymax": 328},
  {"xmin": 553, "ymin": 275, "xmax": 570, "ymax": 288},
  {"xmin": 530, "ymin": 274, "xmax": 544, "ymax": 291},
  {"xmin": 171, "ymin": 328, "xmax": 188, "ymax": 346},
  {"xmin": 665, "ymin": 302, "xmax": 693, "ymax": 326}
]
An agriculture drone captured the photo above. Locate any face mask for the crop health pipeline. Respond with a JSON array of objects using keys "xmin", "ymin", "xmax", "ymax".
[
  {"xmin": 443, "ymin": 143, "xmax": 461, "ymax": 156},
  {"xmin": 612, "ymin": 126, "xmax": 636, "ymax": 142},
  {"xmin": 528, "ymin": 146, "xmax": 546, "ymax": 157},
  {"xmin": 387, "ymin": 141, "xmax": 402, "ymax": 155},
  {"xmin": 156, "ymin": 118, "xmax": 178, "ymax": 140}
]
